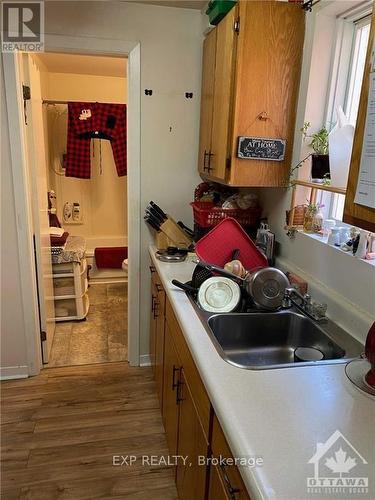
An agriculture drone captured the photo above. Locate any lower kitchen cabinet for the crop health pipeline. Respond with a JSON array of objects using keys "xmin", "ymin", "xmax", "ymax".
[
  {"xmin": 176, "ymin": 368, "xmax": 209, "ymax": 500},
  {"xmin": 150, "ymin": 266, "xmax": 250, "ymax": 499},
  {"xmin": 209, "ymin": 415, "xmax": 250, "ymax": 500},
  {"xmin": 162, "ymin": 322, "xmax": 181, "ymax": 456},
  {"xmin": 149, "ymin": 266, "xmax": 157, "ymax": 372},
  {"xmin": 149, "ymin": 264, "xmax": 166, "ymax": 407}
]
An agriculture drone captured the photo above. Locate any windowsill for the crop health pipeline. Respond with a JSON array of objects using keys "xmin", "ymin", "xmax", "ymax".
[{"xmin": 294, "ymin": 229, "xmax": 375, "ymax": 267}]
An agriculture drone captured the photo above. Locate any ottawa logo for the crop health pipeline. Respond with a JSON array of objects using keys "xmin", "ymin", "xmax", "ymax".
[{"xmin": 307, "ymin": 430, "xmax": 369, "ymax": 495}]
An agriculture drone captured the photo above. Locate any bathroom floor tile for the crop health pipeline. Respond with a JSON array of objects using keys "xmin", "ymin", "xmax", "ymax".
[{"xmin": 47, "ymin": 283, "xmax": 127, "ymax": 368}]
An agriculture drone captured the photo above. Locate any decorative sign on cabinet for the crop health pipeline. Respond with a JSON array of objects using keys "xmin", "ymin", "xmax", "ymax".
[{"xmin": 237, "ymin": 136, "xmax": 286, "ymax": 161}]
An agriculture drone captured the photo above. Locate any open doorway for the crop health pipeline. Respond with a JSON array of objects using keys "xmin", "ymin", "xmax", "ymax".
[{"xmin": 29, "ymin": 52, "xmax": 128, "ymax": 367}]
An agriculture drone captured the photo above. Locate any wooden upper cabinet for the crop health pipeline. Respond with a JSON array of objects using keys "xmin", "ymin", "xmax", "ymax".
[
  {"xmin": 198, "ymin": 28, "xmax": 217, "ymax": 176},
  {"xmin": 209, "ymin": 6, "xmax": 238, "ymax": 181},
  {"xmin": 343, "ymin": 9, "xmax": 375, "ymax": 232},
  {"xmin": 198, "ymin": 1, "xmax": 305, "ymax": 187}
]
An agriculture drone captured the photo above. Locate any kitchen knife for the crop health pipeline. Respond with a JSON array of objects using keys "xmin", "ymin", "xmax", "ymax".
[
  {"xmin": 177, "ymin": 221, "xmax": 194, "ymax": 238},
  {"xmin": 145, "ymin": 208, "xmax": 164, "ymax": 225},
  {"xmin": 144, "ymin": 215, "xmax": 161, "ymax": 232},
  {"xmin": 150, "ymin": 201, "xmax": 167, "ymax": 220}
]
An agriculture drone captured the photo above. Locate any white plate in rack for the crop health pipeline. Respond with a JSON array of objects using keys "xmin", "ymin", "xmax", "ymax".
[{"xmin": 198, "ymin": 277, "xmax": 241, "ymax": 313}]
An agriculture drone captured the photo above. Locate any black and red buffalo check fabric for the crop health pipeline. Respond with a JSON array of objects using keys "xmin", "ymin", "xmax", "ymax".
[{"xmin": 66, "ymin": 102, "xmax": 127, "ymax": 179}]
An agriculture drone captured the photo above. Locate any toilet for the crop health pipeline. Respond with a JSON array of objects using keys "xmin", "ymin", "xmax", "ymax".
[{"xmin": 122, "ymin": 258, "xmax": 128, "ymax": 272}]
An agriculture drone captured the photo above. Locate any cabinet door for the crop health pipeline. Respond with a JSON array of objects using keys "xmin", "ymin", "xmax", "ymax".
[
  {"xmin": 162, "ymin": 322, "xmax": 180, "ymax": 456},
  {"xmin": 154, "ymin": 303, "xmax": 165, "ymax": 408},
  {"xmin": 343, "ymin": 9, "xmax": 375, "ymax": 232},
  {"xmin": 198, "ymin": 28, "xmax": 217, "ymax": 175},
  {"xmin": 208, "ymin": 463, "xmax": 231, "ymax": 500},
  {"xmin": 229, "ymin": 1, "xmax": 305, "ymax": 186},
  {"xmin": 176, "ymin": 369, "xmax": 208, "ymax": 500},
  {"xmin": 209, "ymin": 415, "xmax": 250, "ymax": 500},
  {"xmin": 149, "ymin": 270, "xmax": 157, "ymax": 373},
  {"xmin": 209, "ymin": 6, "xmax": 238, "ymax": 181}
]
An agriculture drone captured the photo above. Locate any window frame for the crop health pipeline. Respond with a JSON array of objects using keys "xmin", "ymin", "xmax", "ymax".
[{"xmin": 322, "ymin": 5, "xmax": 372, "ymax": 222}]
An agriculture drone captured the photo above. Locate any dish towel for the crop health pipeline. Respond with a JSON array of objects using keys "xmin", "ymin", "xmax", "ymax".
[{"xmin": 66, "ymin": 102, "xmax": 127, "ymax": 179}]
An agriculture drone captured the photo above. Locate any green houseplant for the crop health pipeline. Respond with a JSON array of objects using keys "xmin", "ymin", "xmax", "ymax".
[{"xmin": 301, "ymin": 122, "xmax": 330, "ymax": 182}]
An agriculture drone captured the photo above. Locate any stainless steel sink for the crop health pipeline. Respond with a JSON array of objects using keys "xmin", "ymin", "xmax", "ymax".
[{"xmin": 189, "ymin": 298, "xmax": 363, "ymax": 369}]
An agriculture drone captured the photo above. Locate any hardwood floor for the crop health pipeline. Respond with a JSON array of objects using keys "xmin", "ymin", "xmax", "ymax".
[{"xmin": 1, "ymin": 362, "xmax": 178, "ymax": 499}]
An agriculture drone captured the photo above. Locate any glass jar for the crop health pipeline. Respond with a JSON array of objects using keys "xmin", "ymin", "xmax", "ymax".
[
  {"xmin": 313, "ymin": 209, "xmax": 324, "ymax": 233},
  {"xmin": 303, "ymin": 210, "xmax": 316, "ymax": 233}
]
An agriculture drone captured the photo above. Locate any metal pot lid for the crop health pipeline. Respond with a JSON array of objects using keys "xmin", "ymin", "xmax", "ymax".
[
  {"xmin": 155, "ymin": 251, "xmax": 187, "ymax": 262},
  {"xmin": 249, "ymin": 267, "xmax": 289, "ymax": 310}
]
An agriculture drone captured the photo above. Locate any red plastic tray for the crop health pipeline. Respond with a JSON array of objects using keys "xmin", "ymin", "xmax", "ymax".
[{"xmin": 195, "ymin": 218, "xmax": 267, "ymax": 271}]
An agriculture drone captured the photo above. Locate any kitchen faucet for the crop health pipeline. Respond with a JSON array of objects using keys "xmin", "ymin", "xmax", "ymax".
[{"xmin": 282, "ymin": 287, "xmax": 327, "ymax": 322}]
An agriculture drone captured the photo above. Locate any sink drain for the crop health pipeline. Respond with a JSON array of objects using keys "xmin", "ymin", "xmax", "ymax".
[{"xmin": 294, "ymin": 347, "xmax": 324, "ymax": 362}]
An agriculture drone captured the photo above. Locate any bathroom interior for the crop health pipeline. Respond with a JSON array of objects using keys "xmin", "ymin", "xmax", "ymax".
[{"xmin": 33, "ymin": 52, "xmax": 128, "ymax": 367}]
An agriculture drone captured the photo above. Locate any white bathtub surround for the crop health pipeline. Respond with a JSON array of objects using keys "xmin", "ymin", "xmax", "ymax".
[
  {"xmin": 149, "ymin": 247, "xmax": 375, "ymax": 500},
  {"xmin": 85, "ymin": 236, "xmax": 128, "ymax": 284}
]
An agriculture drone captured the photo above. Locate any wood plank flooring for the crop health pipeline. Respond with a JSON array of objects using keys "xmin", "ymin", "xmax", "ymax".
[{"xmin": 1, "ymin": 362, "xmax": 178, "ymax": 499}]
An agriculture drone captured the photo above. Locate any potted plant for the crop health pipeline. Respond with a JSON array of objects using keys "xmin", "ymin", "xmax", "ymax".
[{"xmin": 301, "ymin": 122, "xmax": 330, "ymax": 183}]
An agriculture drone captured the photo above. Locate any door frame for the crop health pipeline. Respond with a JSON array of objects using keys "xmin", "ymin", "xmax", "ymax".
[{"xmin": 2, "ymin": 34, "xmax": 141, "ymax": 374}]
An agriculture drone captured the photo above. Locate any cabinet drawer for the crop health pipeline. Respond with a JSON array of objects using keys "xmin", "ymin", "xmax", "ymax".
[
  {"xmin": 211, "ymin": 414, "xmax": 250, "ymax": 500},
  {"xmin": 165, "ymin": 298, "xmax": 211, "ymax": 440}
]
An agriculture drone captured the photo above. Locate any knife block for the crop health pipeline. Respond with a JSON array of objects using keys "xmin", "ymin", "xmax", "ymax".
[
  {"xmin": 155, "ymin": 232, "xmax": 173, "ymax": 250},
  {"xmin": 159, "ymin": 217, "xmax": 192, "ymax": 248}
]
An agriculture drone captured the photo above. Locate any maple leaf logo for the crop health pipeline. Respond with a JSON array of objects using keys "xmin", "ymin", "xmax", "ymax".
[{"xmin": 325, "ymin": 447, "xmax": 357, "ymax": 477}]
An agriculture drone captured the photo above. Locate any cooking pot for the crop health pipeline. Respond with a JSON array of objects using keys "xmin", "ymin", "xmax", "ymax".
[{"xmin": 196, "ymin": 261, "xmax": 290, "ymax": 310}]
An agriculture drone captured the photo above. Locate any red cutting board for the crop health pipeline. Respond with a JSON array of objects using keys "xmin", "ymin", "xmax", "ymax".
[{"xmin": 195, "ymin": 218, "xmax": 268, "ymax": 271}]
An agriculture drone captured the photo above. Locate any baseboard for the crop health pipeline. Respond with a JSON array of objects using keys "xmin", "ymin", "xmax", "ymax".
[
  {"xmin": 0, "ymin": 365, "xmax": 29, "ymax": 380},
  {"xmin": 139, "ymin": 354, "xmax": 151, "ymax": 367}
]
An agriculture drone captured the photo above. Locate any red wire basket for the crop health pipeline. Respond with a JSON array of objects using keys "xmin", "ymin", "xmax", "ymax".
[{"xmin": 191, "ymin": 201, "xmax": 261, "ymax": 229}]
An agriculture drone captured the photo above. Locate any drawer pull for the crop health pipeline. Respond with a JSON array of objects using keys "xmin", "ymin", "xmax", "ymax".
[
  {"xmin": 149, "ymin": 265, "xmax": 156, "ymax": 273},
  {"xmin": 176, "ymin": 378, "xmax": 184, "ymax": 405},
  {"xmin": 172, "ymin": 365, "xmax": 180, "ymax": 390},
  {"xmin": 153, "ymin": 300, "xmax": 159, "ymax": 319},
  {"xmin": 220, "ymin": 463, "xmax": 240, "ymax": 499}
]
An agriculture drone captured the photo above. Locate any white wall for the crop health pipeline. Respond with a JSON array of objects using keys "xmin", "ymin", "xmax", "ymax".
[
  {"xmin": 1, "ymin": 1, "xmax": 203, "ymax": 368},
  {"xmin": 43, "ymin": 70, "xmax": 128, "ymax": 240},
  {"xmin": 1, "ymin": 62, "xmax": 29, "ymax": 378},
  {"xmin": 259, "ymin": 5, "xmax": 375, "ymax": 343}
]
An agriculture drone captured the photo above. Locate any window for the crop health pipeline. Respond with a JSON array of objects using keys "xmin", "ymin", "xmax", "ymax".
[
  {"xmin": 345, "ymin": 19, "xmax": 371, "ymax": 126},
  {"xmin": 323, "ymin": 10, "xmax": 371, "ymax": 222}
]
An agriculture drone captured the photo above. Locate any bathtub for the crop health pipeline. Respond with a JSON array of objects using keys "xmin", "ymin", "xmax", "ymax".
[{"xmin": 85, "ymin": 236, "xmax": 128, "ymax": 284}]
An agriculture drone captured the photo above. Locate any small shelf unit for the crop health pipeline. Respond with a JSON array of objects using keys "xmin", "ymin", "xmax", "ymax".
[
  {"xmin": 52, "ymin": 258, "xmax": 89, "ymax": 322},
  {"xmin": 287, "ymin": 180, "xmax": 347, "ymax": 227}
]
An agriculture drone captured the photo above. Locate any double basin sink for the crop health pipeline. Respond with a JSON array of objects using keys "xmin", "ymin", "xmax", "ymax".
[{"xmin": 189, "ymin": 300, "xmax": 363, "ymax": 370}]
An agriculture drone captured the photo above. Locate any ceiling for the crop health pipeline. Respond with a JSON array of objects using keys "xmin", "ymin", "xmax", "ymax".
[
  {"xmin": 35, "ymin": 53, "xmax": 127, "ymax": 78},
  {"xmin": 127, "ymin": 0, "xmax": 207, "ymax": 10}
]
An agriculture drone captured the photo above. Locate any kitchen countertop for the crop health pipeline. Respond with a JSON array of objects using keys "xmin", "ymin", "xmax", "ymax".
[{"xmin": 149, "ymin": 247, "xmax": 375, "ymax": 500}]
